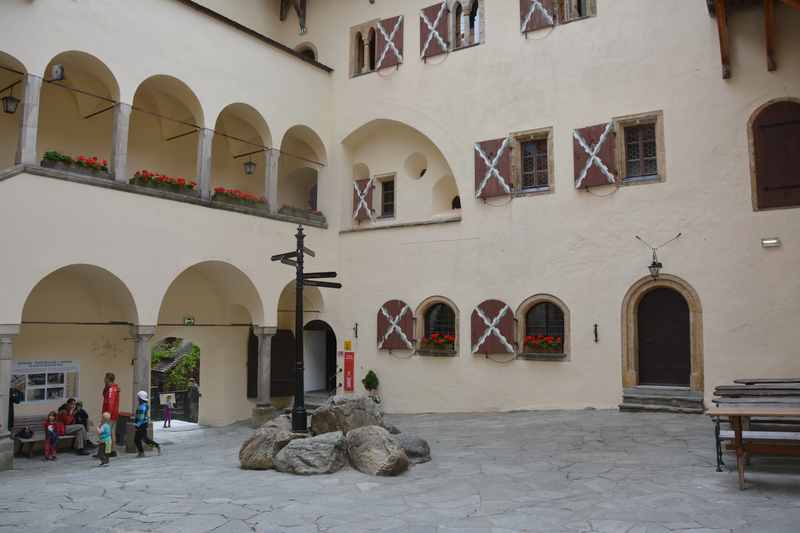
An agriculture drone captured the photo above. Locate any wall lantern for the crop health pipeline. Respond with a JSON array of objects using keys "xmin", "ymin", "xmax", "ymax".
[
  {"xmin": 1, "ymin": 92, "xmax": 19, "ymax": 114},
  {"xmin": 761, "ymin": 237, "xmax": 782, "ymax": 249},
  {"xmin": 243, "ymin": 157, "xmax": 256, "ymax": 176},
  {"xmin": 648, "ymin": 250, "xmax": 663, "ymax": 279}
]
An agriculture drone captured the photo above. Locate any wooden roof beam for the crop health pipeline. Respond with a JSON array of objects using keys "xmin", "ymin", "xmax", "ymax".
[
  {"xmin": 715, "ymin": 0, "xmax": 732, "ymax": 79},
  {"xmin": 781, "ymin": 0, "xmax": 800, "ymax": 9}
]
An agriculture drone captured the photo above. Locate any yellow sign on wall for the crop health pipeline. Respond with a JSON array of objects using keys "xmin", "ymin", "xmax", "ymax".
[{"xmin": 344, "ymin": 339, "xmax": 352, "ymax": 351}]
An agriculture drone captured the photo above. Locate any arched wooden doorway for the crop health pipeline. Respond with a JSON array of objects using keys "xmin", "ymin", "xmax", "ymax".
[{"xmin": 637, "ymin": 288, "xmax": 690, "ymax": 386}]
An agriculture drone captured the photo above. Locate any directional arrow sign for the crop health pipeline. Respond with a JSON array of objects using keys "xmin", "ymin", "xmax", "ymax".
[
  {"xmin": 303, "ymin": 280, "xmax": 342, "ymax": 289},
  {"xmin": 303, "ymin": 247, "xmax": 316, "ymax": 258},
  {"xmin": 304, "ymin": 272, "xmax": 338, "ymax": 279},
  {"xmin": 271, "ymin": 251, "xmax": 297, "ymax": 262}
]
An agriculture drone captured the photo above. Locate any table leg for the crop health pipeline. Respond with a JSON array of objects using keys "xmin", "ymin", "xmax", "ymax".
[{"xmin": 733, "ymin": 415, "xmax": 745, "ymax": 490}]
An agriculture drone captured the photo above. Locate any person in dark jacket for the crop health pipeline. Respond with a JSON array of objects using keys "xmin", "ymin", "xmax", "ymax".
[
  {"xmin": 134, "ymin": 391, "xmax": 161, "ymax": 458},
  {"xmin": 8, "ymin": 381, "xmax": 23, "ymax": 431}
]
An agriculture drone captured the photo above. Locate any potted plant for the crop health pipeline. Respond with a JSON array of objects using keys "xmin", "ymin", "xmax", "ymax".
[
  {"xmin": 213, "ymin": 187, "xmax": 267, "ymax": 208},
  {"xmin": 524, "ymin": 335, "xmax": 563, "ymax": 354},
  {"xmin": 361, "ymin": 370, "xmax": 381, "ymax": 404},
  {"xmin": 42, "ymin": 150, "xmax": 110, "ymax": 179},
  {"xmin": 419, "ymin": 332, "xmax": 456, "ymax": 354},
  {"xmin": 130, "ymin": 170, "xmax": 197, "ymax": 195}
]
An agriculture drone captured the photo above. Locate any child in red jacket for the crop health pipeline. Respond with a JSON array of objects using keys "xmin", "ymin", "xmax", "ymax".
[{"xmin": 43, "ymin": 411, "xmax": 64, "ymax": 460}]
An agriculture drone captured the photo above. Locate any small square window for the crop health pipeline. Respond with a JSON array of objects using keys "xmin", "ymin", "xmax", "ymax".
[
  {"xmin": 379, "ymin": 178, "xmax": 395, "ymax": 218},
  {"xmin": 511, "ymin": 127, "xmax": 553, "ymax": 195},
  {"xmin": 624, "ymin": 123, "xmax": 658, "ymax": 180},
  {"xmin": 521, "ymin": 139, "xmax": 549, "ymax": 190}
]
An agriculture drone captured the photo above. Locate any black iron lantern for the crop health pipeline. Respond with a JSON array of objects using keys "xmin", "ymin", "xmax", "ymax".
[
  {"xmin": 648, "ymin": 250, "xmax": 662, "ymax": 279},
  {"xmin": 2, "ymin": 92, "xmax": 19, "ymax": 114},
  {"xmin": 243, "ymin": 157, "xmax": 256, "ymax": 176}
]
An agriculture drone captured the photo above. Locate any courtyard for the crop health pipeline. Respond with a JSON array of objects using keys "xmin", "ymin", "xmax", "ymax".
[{"xmin": 1, "ymin": 410, "xmax": 799, "ymax": 533}]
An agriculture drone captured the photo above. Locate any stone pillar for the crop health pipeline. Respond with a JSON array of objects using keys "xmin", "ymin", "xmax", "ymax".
[
  {"xmin": 196, "ymin": 128, "xmax": 213, "ymax": 201},
  {"xmin": 266, "ymin": 149, "xmax": 280, "ymax": 215},
  {"xmin": 0, "ymin": 325, "xmax": 20, "ymax": 471},
  {"xmin": 110, "ymin": 103, "xmax": 132, "ymax": 183},
  {"xmin": 128, "ymin": 325, "xmax": 155, "ymax": 452},
  {"xmin": 251, "ymin": 326, "xmax": 277, "ymax": 427},
  {"xmin": 16, "ymin": 75, "xmax": 42, "ymax": 165}
]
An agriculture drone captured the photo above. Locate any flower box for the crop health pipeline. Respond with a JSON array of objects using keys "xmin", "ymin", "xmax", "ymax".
[
  {"xmin": 41, "ymin": 151, "xmax": 110, "ymax": 179},
  {"xmin": 213, "ymin": 188, "xmax": 267, "ymax": 208},
  {"xmin": 419, "ymin": 333, "xmax": 456, "ymax": 354},
  {"xmin": 278, "ymin": 205, "xmax": 325, "ymax": 222},
  {"xmin": 523, "ymin": 335, "xmax": 563, "ymax": 355},
  {"xmin": 130, "ymin": 170, "xmax": 198, "ymax": 195}
]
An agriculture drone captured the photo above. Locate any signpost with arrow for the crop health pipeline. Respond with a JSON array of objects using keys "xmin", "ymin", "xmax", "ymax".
[{"xmin": 271, "ymin": 225, "xmax": 342, "ymax": 432}]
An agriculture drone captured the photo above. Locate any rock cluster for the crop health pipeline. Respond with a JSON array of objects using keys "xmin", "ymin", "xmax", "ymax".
[{"xmin": 238, "ymin": 395, "xmax": 430, "ymax": 477}]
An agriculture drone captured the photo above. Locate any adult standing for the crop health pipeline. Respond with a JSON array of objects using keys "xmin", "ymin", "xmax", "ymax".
[
  {"xmin": 133, "ymin": 391, "xmax": 160, "ymax": 458},
  {"xmin": 101, "ymin": 372, "xmax": 120, "ymax": 455},
  {"xmin": 56, "ymin": 398, "xmax": 91, "ymax": 455},
  {"xmin": 187, "ymin": 379, "xmax": 201, "ymax": 423}
]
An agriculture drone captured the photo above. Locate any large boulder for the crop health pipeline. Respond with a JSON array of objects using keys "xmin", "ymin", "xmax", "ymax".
[
  {"xmin": 396, "ymin": 433, "xmax": 431, "ymax": 464},
  {"xmin": 239, "ymin": 415, "xmax": 302, "ymax": 470},
  {"xmin": 346, "ymin": 425, "xmax": 409, "ymax": 476},
  {"xmin": 310, "ymin": 394, "xmax": 383, "ymax": 435},
  {"xmin": 273, "ymin": 431, "xmax": 348, "ymax": 475}
]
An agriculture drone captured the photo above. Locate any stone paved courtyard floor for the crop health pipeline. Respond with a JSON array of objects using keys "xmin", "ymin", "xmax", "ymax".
[{"xmin": 2, "ymin": 410, "xmax": 800, "ymax": 533}]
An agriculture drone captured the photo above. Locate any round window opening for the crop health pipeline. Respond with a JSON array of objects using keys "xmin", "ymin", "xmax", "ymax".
[{"xmin": 404, "ymin": 153, "xmax": 428, "ymax": 180}]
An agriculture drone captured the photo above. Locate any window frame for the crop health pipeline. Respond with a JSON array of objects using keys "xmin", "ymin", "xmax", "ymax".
[
  {"xmin": 451, "ymin": 0, "xmax": 485, "ymax": 51},
  {"xmin": 614, "ymin": 111, "xmax": 666, "ymax": 186},
  {"xmin": 415, "ymin": 296, "xmax": 460, "ymax": 357},
  {"xmin": 510, "ymin": 127, "xmax": 555, "ymax": 197},
  {"xmin": 376, "ymin": 173, "xmax": 396, "ymax": 219},
  {"xmin": 516, "ymin": 294, "xmax": 570, "ymax": 361},
  {"xmin": 350, "ymin": 21, "xmax": 380, "ymax": 78},
  {"xmin": 559, "ymin": 0, "xmax": 597, "ymax": 23}
]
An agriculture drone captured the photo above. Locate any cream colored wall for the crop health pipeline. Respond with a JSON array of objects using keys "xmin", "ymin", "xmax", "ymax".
[{"xmin": 278, "ymin": 136, "xmax": 319, "ymax": 210}]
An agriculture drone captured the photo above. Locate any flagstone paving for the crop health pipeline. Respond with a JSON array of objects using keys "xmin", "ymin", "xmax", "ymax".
[{"xmin": 1, "ymin": 410, "xmax": 799, "ymax": 532}]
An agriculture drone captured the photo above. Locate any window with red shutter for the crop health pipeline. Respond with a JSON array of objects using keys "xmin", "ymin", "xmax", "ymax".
[
  {"xmin": 420, "ymin": 2, "xmax": 449, "ymax": 59},
  {"xmin": 471, "ymin": 300, "xmax": 515, "ymax": 355},
  {"xmin": 353, "ymin": 178, "xmax": 374, "ymax": 222},
  {"xmin": 376, "ymin": 16, "xmax": 404, "ymax": 70},
  {"xmin": 520, "ymin": 0, "xmax": 556, "ymax": 34},
  {"xmin": 752, "ymin": 100, "xmax": 800, "ymax": 210},
  {"xmin": 377, "ymin": 300, "xmax": 415, "ymax": 351},
  {"xmin": 573, "ymin": 123, "xmax": 617, "ymax": 189},
  {"xmin": 474, "ymin": 137, "xmax": 513, "ymax": 198}
]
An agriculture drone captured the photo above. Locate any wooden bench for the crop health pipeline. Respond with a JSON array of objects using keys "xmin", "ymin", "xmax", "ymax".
[{"xmin": 11, "ymin": 415, "xmax": 76, "ymax": 458}]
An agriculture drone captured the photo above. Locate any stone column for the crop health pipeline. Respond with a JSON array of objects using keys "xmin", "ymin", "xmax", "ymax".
[
  {"xmin": 0, "ymin": 325, "xmax": 20, "ymax": 471},
  {"xmin": 196, "ymin": 128, "xmax": 213, "ymax": 201},
  {"xmin": 251, "ymin": 326, "xmax": 277, "ymax": 427},
  {"xmin": 266, "ymin": 149, "xmax": 280, "ymax": 215},
  {"xmin": 128, "ymin": 325, "xmax": 155, "ymax": 452},
  {"xmin": 16, "ymin": 75, "xmax": 42, "ymax": 165},
  {"xmin": 110, "ymin": 103, "xmax": 132, "ymax": 183}
]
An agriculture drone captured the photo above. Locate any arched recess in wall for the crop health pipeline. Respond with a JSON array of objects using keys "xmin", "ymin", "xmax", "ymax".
[
  {"xmin": 294, "ymin": 42, "xmax": 318, "ymax": 62},
  {"xmin": 0, "ymin": 51, "xmax": 27, "ymax": 169},
  {"xmin": 128, "ymin": 75, "xmax": 204, "ymax": 181},
  {"xmin": 16, "ymin": 264, "xmax": 139, "ymax": 418},
  {"xmin": 748, "ymin": 98, "xmax": 800, "ymax": 211},
  {"xmin": 37, "ymin": 51, "xmax": 120, "ymax": 168},
  {"xmin": 211, "ymin": 103, "xmax": 272, "ymax": 201},
  {"xmin": 341, "ymin": 119, "xmax": 461, "ymax": 223},
  {"xmin": 277, "ymin": 125, "xmax": 327, "ymax": 214}
]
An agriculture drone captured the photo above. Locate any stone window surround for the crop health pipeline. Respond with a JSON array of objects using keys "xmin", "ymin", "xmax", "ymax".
[
  {"xmin": 613, "ymin": 110, "xmax": 666, "ymax": 186},
  {"xmin": 415, "ymin": 296, "xmax": 460, "ymax": 357},
  {"xmin": 350, "ymin": 20, "xmax": 380, "ymax": 78},
  {"xmin": 747, "ymin": 97, "xmax": 800, "ymax": 212},
  {"xmin": 515, "ymin": 294, "xmax": 570, "ymax": 361},
  {"xmin": 451, "ymin": 0, "xmax": 486, "ymax": 51},
  {"xmin": 559, "ymin": 0, "xmax": 598, "ymax": 23},
  {"xmin": 375, "ymin": 173, "xmax": 397, "ymax": 219},
  {"xmin": 510, "ymin": 126, "xmax": 555, "ymax": 197}
]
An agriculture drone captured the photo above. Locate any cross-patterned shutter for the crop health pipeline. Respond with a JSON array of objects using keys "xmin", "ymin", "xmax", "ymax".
[
  {"xmin": 471, "ymin": 300, "xmax": 515, "ymax": 354},
  {"xmin": 520, "ymin": 0, "xmax": 556, "ymax": 33},
  {"xmin": 376, "ymin": 16, "xmax": 404, "ymax": 69},
  {"xmin": 420, "ymin": 3, "xmax": 449, "ymax": 59},
  {"xmin": 474, "ymin": 138, "xmax": 513, "ymax": 199},
  {"xmin": 377, "ymin": 300, "xmax": 415, "ymax": 351},
  {"xmin": 573, "ymin": 123, "xmax": 617, "ymax": 189},
  {"xmin": 353, "ymin": 178, "xmax": 374, "ymax": 222}
]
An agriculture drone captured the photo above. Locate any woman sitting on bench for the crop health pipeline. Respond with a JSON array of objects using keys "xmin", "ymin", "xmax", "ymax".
[{"xmin": 57, "ymin": 398, "xmax": 91, "ymax": 455}]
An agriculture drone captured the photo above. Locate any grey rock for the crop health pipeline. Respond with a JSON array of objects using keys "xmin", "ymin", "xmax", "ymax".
[
  {"xmin": 396, "ymin": 433, "xmax": 431, "ymax": 464},
  {"xmin": 239, "ymin": 417, "xmax": 303, "ymax": 470},
  {"xmin": 273, "ymin": 431, "xmax": 348, "ymax": 475},
  {"xmin": 310, "ymin": 394, "xmax": 383, "ymax": 435},
  {"xmin": 257, "ymin": 414, "xmax": 292, "ymax": 434},
  {"xmin": 346, "ymin": 425, "xmax": 409, "ymax": 476},
  {"xmin": 385, "ymin": 424, "xmax": 402, "ymax": 435}
]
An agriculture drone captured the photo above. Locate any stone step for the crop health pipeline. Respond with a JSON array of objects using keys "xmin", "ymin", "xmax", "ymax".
[
  {"xmin": 621, "ymin": 386, "xmax": 704, "ymax": 411},
  {"xmin": 618, "ymin": 402, "xmax": 705, "ymax": 415}
]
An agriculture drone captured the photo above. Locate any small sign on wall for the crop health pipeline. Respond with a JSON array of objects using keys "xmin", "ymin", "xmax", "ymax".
[
  {"xmin": 12, "ymin": 360, "xmax": 80, "ymax": 404},
  {"xmin": 343, "ymin": 351, "xmax": 355, "ymax": 392}
]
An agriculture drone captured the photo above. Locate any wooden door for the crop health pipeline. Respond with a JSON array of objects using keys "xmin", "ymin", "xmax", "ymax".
[{"xmin": 637, "ymin": 288, "xmax": 691, "ymax": 386}]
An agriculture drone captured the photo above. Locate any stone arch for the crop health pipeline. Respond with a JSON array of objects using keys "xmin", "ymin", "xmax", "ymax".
[
  {"xmin": 0, "ymin": 51, "xmax": 28, "ymax": 168},
  {"xmin": 621, "ymin": 274, "xmax": 703, "ymax": 392},
  {"xmin": 516, "ymin": 294, "xmax": 571, "ymax": 359}
]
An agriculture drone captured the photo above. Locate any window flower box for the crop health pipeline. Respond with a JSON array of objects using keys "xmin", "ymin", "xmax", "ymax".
[
  {"xmin": 213, "ymin": 188, "xmax": 267, "ymax": 208},
  {"xmin": 418, "ymin": 333, "xmax": 456, "ymax": 355},
  {"xmin": 523, "ymin": 335, "xmax": 563, "ymax": 355},
  {"xmin": 41, "ymin": 150, "xmax": 110, "ymax": 179},
  {"xmin": 278, "ymin": 205, "xmax": 325, "ymax": 222},
  {"xmin": 130, "ymin": 170, "xmax": 198, "ymax": 195}
]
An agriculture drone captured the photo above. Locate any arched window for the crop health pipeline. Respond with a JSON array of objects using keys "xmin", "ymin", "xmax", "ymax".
[
  {"xmin": 751, "ymin": 100, "xmax": 800, "ymax": 210},
  {"xmin": 454, "ymin": 2, "xmax": 464, "ymax": 48},
  {"xmin": 424, "ymin": 303, "xmax": 456, "ymax": 338},
  {"xmin": 355, "ymin": 32, "xmax": 365, "ymax": 74},
  {"xmin": 368, "ymin": 28, "xmax": 377, "ymax": 71},
  {"xmin": 451, "ymin": 196, "xmax": 461, "ymax": 209},
  {"xmin": 468, "ymin": 1, "xmax": 480, "ymax": 45},
  {"xmin": 524, "ymin": 302, "xmax": 565, "ymax": 354}
]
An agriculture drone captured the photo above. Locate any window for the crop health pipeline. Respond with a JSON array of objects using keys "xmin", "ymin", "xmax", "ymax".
[
  {"xmin": 624, "ymin": 124, "xmax": 657, "ymax": 180},
  {"xmin": 379, "ymin": 177, "xmax": 395, "ymax": 218},
  {"xmin": 368, "ymin": 28, "xmax": 377, "ymax": 71},
  {"xmin": 560, "ymin": 0, "xmax": 596, "ymax": 22},
  {"xmin": 454, "ymin": 3, "xmax": 464, "ymax": 48},
  {"xmin": 424, "ymin": 303, "xmax": 456, "ymax": 338},
  {"xmin": 615, "ymin": 111, "xmax": 665, "ymax": 185},
  {"xmin": 354, "ymin": 32, "xmax": 365, "ymax": 75},
  {"xmin": 453, "ymin": 0, "xmax": 484, "ymax": 49},
  {"xmin": 451, "ymin": 196, "xmax": 461, "ymax": 209},
  {"xmin": 525, "ymin": 302, "xmax": 565, "ymax": 354},
  {"xmin": 511, "ymin": 127, "xmax": 553, "ymax": 194},
  {"xmin": 351, "ymin": 22, "xmax": 379, "ymax": 77},
  {"xmin": 750, "ymin": 100, "xmax": 800, "ymax": 210}
]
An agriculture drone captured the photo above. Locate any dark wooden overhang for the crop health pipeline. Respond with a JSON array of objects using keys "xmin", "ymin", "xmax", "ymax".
[{"xmin": 708, "ymin": 0, "xmax": 800, "ymax": 79}]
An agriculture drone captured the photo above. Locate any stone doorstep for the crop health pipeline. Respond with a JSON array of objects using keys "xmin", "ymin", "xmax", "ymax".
[{"xmin": 620, "ymin": 386, "xmax": 705, "ymax": 414}]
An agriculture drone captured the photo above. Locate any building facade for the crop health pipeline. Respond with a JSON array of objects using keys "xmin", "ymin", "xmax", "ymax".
[{"xmin": 1, "ymin": 0, "xmax": 799, "ymax": 468}]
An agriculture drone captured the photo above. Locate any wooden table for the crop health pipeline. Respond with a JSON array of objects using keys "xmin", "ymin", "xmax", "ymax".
[
  {"xmin": 733, "ymin": 378, "xmax": 800, "ymax": 385},
  {"xmin": 708, "ymin": 406, "xmax": 800, "ymax": 489}
]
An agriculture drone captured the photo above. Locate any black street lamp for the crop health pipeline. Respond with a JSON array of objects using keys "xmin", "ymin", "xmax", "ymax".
[
  {"xmin": 2, "ymin": 89, "xmax": 19, "ymax": 114},
  {"xmin": 648, "ymin": 250, "xmax": 663, "ymax": 279},
  {"xmin": 243, "ymin": 157, "xmax": 256, "ymax": 176}
]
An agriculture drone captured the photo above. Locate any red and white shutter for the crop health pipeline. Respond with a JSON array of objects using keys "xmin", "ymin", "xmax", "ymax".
[
  {"xmin": 353, "ymin": 178, "xmax": 374, "ymax": 222},
  {"xmin": 520, "ymin": 0, "xmax": 556, "ymax": 33},
  {"xmin": 573, "ymin": 122, "xmax": 617, "ymax": 189},
  {"xmin": 420, "ymin": 2, "xmax": 449, "ymax": 59},
  {"xmin": 474, "ymin": 138, "xmax": 513, "ymax": 199},
  {"xmin": 471, "ymin": 300, "xmax": 515, "ymax": 354},
  {"xmin": 377, "ymin": 300, "xmax": 415, "ymax": 350},
  {"xmin": 376, "ymin": 16, "xmax": 404, "ymax": 69}
]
